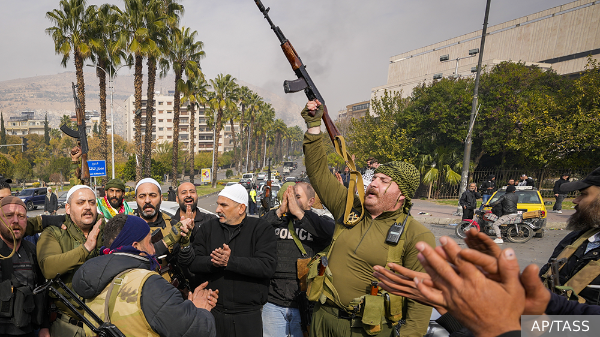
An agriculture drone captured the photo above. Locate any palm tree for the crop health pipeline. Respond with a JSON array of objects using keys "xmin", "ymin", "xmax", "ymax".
[
  {"xmin": 119, "ymin": 0, "xmax": 153, "ymax": 182},
  {"xmin": 245, "ymin": 93, "xmax": 262, "ymax": 171},
  {"xmin": 160, "ymin": 26, "xmax": 205, "ymax": 186},
  {"xmin": 237, "ymin": 86, "xmax": 252, "ymax": 172},
  {"xmin": 254, "ymin": 102, "xmax": 275, "ymax": 169},
  {"xmin": 207, "ymin": 74, "xmax": 238, "ymax": 188},
  {"xmin": 418, "ymin": 146, "xmax": 462, "ymax": 199},
  {"xmin": 143, "ymin": 0, "xmax": 183, "ymax": 177},
  {"xmin": 46, "ymin": 0, "xmax": 98, "ymax": 178},
  {"xmin": 272, "ymin": 119, "xmax": 287, "ymax": 162},
  {"xmin": 189, "ymin": 77, "xmax": 210, "ymax": 183},
  {"xmin": 91, "ymin": 3, "xmax": 122, "ymax": 184}
]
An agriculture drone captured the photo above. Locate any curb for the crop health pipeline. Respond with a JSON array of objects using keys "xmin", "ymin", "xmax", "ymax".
[{"xmin": 414, "ymin": 216, "xmax": 568, "ymax": 230}]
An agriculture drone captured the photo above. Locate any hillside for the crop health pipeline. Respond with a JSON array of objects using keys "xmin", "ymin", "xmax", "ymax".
[{"xmin": 0, "ymin": 71, "xmax": 304, "ymax": 137}]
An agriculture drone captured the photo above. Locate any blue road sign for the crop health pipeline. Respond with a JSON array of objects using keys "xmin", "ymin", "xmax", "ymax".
[{"xmin": 88, "ymin": 160, "xmax": 107, "ymax": 177}]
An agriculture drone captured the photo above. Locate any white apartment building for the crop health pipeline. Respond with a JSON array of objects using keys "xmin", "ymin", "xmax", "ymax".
[
  {"xmin": 69, "ymin": 110, "xmax": 113, "ymax": 136},
  {"xmin": 6, "ymin": 111, "xmax": 45, "ymax": 136},
  {"xmin": 124, "ymin": 94, "xmax": 239, "ymax": 154}
]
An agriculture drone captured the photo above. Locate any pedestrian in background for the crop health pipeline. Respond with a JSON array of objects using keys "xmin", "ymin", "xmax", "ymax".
[
  {"xmin": 44, "ymin": 187, "xmax": 58, "ymax": 215},
  {"xmin": 479, "ymin": 174, "xmax": 496, "ymax": 210},
  {"xmin": 552, "ymin": 173, "xmax": 570, "ymax": 213},
  {"xmin": 459, "ymin": 183, "xmax": 480, "ymax": 219}
]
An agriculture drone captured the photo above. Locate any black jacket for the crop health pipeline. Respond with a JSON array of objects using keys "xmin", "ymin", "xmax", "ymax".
[
  {"xmin": 489, "ymin": 192, "xmax": 518, "ymax": 215},
  {"xmin": 73, "ymin": 253, "xmax": 216, "ymax": 337},
  {"xmin": 539, "ymin": 229, "xmax": 600, "ymax": 305},
  {"xmin": 480, "ymin": 179, "xmax": 496, "ymax": 195},
  {"xmin": 44, "ymin": 193, "xmax": 58, "ymax": 213},
  {"xmin": 553, "ymin": 178, "xmax": 569, "ymax": 195},
  {"xmin": 189, "ymin": 216, "xmax": 277, "ymax": 313},
  {"xmin": 459, "ymin": 190, "xmax": 481, "ymax": 210},
  {"xmin": 262, "ymin": 208, "xmax": 335, "ymax": 308},
  {"xmin": 171, "ymin": 208, "xmax": 218, "ymax": 288},
  {"xmin": 340, "ymin": 172, "xmax": 350, "ymax": 188}
]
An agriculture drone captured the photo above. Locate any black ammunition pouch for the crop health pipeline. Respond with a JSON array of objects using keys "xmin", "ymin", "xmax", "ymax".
[
  {"xmin": 0, "ymin": 282, "xmax": 40, "ymax": 328},
  {"xmin": 0, "ymin": 279, "xmax": 13, "ymax": 318}
]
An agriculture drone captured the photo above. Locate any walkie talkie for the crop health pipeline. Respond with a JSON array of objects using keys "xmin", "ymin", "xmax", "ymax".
[{"xmin": 386, "ymin": 207, "xmax": 412, "ymax": 245}]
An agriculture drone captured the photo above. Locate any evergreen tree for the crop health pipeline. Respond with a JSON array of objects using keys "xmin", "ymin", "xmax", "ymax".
[
  {"xmin": 44, "ymin": 114, "xmax": 50, "ymax": 145},
  {"xmin": 93, "ymin": 122, "xmax": 99, "ymax": 136}
]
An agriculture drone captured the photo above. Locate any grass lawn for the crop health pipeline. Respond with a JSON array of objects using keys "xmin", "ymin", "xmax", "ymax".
[
  {"xmin": 427, "ymin": 198, "xmax": 577, "ymax": 209},
  {"xmin": 196, "ymin": 184, "xmax": 225, "ymax": 197}
]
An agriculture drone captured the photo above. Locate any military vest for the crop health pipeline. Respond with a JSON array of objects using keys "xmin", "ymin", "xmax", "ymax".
[
  {"xmin": 84, "ymin": 268, "xmax": 159, "ymax": 337},
  {"xmin": 43, "ymin": 215, "xmax": 103, "ymax": 318}
]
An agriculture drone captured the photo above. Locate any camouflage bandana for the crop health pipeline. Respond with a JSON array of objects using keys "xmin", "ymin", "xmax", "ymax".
[{"xmin": 374, "ymin": 161, "xmax": 420, "ymax": 214}]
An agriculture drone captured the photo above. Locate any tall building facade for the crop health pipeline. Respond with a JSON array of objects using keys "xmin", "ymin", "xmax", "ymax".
[
  {"xmin": 372, "ymin": 0, "xmax": 600, "ymax": 100},
  {"xmin": 6, "ymin": 111, "xmax": 45, "ymax": 136},
  {"xmin": 124, "ymin": 94, "xmax": 239, "ymax": 154}
]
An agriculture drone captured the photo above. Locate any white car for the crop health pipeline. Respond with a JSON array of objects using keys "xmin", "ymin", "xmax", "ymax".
[{"xmin": 257, "ymin": 173, "xmax": 267, "ymax": 181}]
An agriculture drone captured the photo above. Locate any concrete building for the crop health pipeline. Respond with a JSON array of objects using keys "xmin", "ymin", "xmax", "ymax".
[
  {"xmin": 124, "ymin": 94, "xmax": 239, "ymax": 154},
  {"xmin": 337, "ymin": 101, "xmax": 370, "ymax": 121},
  {"xmin": 372, "ymin": 0, "xmax": 600, "ymax": 100},
  {"xmin": 6, "ymin": 111, "xmax": 46, "ymax": 136}
]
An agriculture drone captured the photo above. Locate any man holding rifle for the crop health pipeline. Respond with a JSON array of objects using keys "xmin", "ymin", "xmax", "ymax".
[{"xmin": 302, "ymin": 100, "xmax": 435, "ymax": 336}]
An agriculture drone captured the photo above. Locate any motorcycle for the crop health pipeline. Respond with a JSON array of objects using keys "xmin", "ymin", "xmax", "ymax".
[{"xmin": 455, "ymin": 209, "xmax": 542, "ymax": 243}]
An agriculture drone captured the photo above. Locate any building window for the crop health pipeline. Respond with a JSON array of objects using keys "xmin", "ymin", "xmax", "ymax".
[
  {"xmin": 167, "ymin": 127, "xmax": 172, "ymax": 131},
  {"xmin": 167, "ymin": 102, "xmax": 172, "ymax": 105},
  {"xmin": 159, "ymin": 136, "xmax": 164, "ymax": 139},
  {"xmin": 158, "ymin": 102, "xmax": 163, "ymax": 105},
  {"xmin": 167, "ymin": 119, "xmax": 172, "ymax": 122},
  {"xmin": 167, "ymin": 110, "xmax": 172, "ymax": 113},
  {"xmin": 159, "ymin": 110, "xmax": 164, "ymax": 114},
  {"xmin": 158, "ymin": 119, "xmax": 163, "ymax": 122},
  {"xmin": 167, "ymin": 135, "xmax": 172, "ymax": 139},
  {"xmin": 159, "ymin": 127, "xmax": 164, "ymax": 131},
  {"xmin": 181, "ymin": 127, "xmax": 187, "ymax": 132},
  {"xmin": 180, "ymin": 118, "xmax": 188, "ymax": 123},
  {"xmin": 225, "ymin": 126, "xmax": 230, "ymax": 131}
]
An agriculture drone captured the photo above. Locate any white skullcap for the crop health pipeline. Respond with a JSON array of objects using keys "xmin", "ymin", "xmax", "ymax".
[
  {"xmin": 66, "ymin": 185, "xmax": 95, "ymax": 202},
  {"xmin": 218, "ymin": 184, "xmax": 248, "ymax": 207},
  {"xmin": 135, "ymin": 178, "xmax": 162, "ymax": 193}
]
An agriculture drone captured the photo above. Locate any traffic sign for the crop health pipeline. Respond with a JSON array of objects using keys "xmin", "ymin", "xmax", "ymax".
[{"xmin": 88, "ymin": 160, "xmax": 107, "ymax": 177}]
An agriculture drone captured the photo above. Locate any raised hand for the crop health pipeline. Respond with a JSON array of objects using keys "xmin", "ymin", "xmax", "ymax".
[{"xmin": 83, "ymin": 219, "xmax": 102, "ymax": 252}]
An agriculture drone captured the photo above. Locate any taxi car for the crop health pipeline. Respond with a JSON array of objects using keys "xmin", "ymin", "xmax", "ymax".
[{"xmin": 484, "ymin": 186, "xmax": 551, "ymax": 237}]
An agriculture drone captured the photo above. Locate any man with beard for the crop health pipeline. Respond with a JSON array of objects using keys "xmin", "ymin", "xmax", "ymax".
[
  {"xmin": 134, "ymin": 178, "xmax": 193, "ymax": 282},
  {"xmin": 171, "ymin": 182, "xmax": 217, "ymax": 287},
  {"xmin": 37, "ymin": 185, "xmax": 103, "ymax": 336},
  {"xmin": 96, "ymin": 178, "xmax": 133, "ymax": 219},
  {"xmin": 189, "ymin": 184, "xmax": 277, "ymax": 337},
  {"xmin": 301, "ymin": 100, "xmax": 435, "ymax": 337},
  {"xmin": 0, "ymin": 197, "xmax": 50, "ymax": 337},
  {"xmin": 540, "ymin": 167, "xmax": 600, "ymax": 304}
]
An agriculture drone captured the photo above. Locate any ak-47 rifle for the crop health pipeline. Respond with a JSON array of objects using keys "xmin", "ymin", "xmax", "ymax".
[
  {"xmin": 255, "ymin": 0, "xmax": 365, "ymax": 226},
  {"xmin": 61, "ymin": 82, "xmax": 90, "ymax": 185},
  {"xmin": 548, "ymin": 257, "xmax": 567, "ymax": 295},
  {"xmin": 34, "ymin": 274, "xmax": 125, "ymax": 337}
]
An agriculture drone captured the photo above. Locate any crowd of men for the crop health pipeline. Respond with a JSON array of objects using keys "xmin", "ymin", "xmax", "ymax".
[{"xmin": 0, "ymin": 99, "xmax": 599, "ymax": 337}]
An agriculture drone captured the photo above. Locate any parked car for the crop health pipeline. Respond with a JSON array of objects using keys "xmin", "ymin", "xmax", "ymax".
[
  {"xmin": 18, "ymin": 187, "xmax": 49, "ymax": 211},
  {"xmin": 257, "ymin": 173, "xmax": 267, "ymax": 181},
  {"xmin": 239, "ymin": 178, "xmax": 253, "ymax": 189},
  {"xmin": 483, "ymin": 186, "xmax": 550, "ymax": 237},
  {"xmin": 242, "ymin": 173, "xmax": 255, "ymax": 183},
  {"xmin": 225, "ymin": 182, "xmax": 239, "ymax": 187},
  {"xmin": 57, "ymin": 191, "xmax": 68, "ymax": 209}
]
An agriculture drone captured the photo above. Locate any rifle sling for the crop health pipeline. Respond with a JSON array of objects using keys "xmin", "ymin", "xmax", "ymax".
[
  {"xmin": 332, "ymin": 135, "xmax": 365, "ymax": 227},
  {"xmin": 288, "ymin": 220, "xmax": 307, "ymax": 256}
]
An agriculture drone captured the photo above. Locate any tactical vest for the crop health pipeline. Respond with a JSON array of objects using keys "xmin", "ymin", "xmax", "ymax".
[
  {"xmin": 306, "ymin": 214, "xmax": 410, "ymax": 335},
  {"xmin": 84, "ymin": 268, "xmax": 159, "ymax": 337},
  {"xmin": 542, "ymin": 228, "xmax": 600, "ymax": 303},
  {"xmin": 273, "ymin": 224, "xmax": 316, "ymax": 280},
  {"xmin": 43, "ymin": 216, "xmax": 102, "ymax": 318}
]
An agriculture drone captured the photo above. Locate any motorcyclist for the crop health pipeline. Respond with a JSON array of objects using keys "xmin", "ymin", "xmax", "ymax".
[{"xmin": 487, "ymin": 185, "xmax": 519, "ymax": 244}]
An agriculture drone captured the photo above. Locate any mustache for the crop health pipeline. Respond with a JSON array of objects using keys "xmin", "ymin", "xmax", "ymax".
[
  {"xmin": 109, "ymin": 196, "xmax": 121, "ymax": 201},
  {"xmin": 366, "ymin": 187, "xmax": 378, "ymax": 196},
  {"xmin": 217, "ymin": 212, "xmax": 225, "ymax": 218},
  {"xmin": 184, "ymin": 198, "xmax": 194, "ymax": 203},
  {"xmin": 143, "ymin": 203, "xmax": 156, "ymax": 210}
]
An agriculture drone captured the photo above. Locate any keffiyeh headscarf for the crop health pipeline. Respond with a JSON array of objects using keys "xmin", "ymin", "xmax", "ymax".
[{"xmin": 374, "ymin": 161, "xmax": 420, "ymax": 214}]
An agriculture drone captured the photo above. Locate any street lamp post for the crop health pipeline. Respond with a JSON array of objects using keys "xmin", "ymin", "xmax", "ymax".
[
  {"xmin": 453, "ymin": 0, "xmax": 492, "ymax": 216},
  {"xmin": 87, "ymin": 63, "xmax": 129, "ymax": 179}
]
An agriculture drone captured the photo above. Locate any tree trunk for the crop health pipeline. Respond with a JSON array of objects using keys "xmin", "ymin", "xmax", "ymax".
[
  {"xmin": 238, "ymin": 118, "xmax": 244, "ymax": 173},
  {"xmin": 74, "ymin": 51, "xmax": 89, "ymax": 186},
  {"xmin": 144, "ymin": 56, "xmax": 157, "ymax": 178},
  {"xmin": 189, "ymin": 103, "xmax": 195, "ymax": 184},
  {"xmin": 134, "ymin": 53, "xmax": 144, "ymax": 183},
  {"xmin": 254, "ymin": 131, "xmax": 261, "ymax": 171},
  {"xmin": 211, "ymin": 108, "xmax": 224, "ymax": 188},
  {"xmin": 229, "ymin": 118, "xmax": 237, "ymax": 174},
  {"xmin": 427, "ymin": 182, "xmax": 433, "ymax": 200},
  {"xmin": 97, "ymin": 58, "xmax": 108, "ymax": 185},
  {"xmin": 171, "ymin": 69, "xmax": 182, "ymax": 187}
]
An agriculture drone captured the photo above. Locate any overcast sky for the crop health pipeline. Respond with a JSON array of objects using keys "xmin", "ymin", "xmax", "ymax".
[{"xmin": 1, "ymin": 0, "xmax": 569, "ymax": 114}]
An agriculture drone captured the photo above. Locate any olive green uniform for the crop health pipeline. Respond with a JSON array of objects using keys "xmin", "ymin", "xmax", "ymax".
[
  {"xmin": 36, "ymin": 214, "xmax": 104, "ymax": 336},
  {"xmin": 303, "ymin": 132, "xmax": 435, "ymax": 337}
]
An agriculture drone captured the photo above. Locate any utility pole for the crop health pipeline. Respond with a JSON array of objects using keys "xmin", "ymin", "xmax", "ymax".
[{"xmin": 456, "ymin": 0, "xmax": 491, "ymax": 216}]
